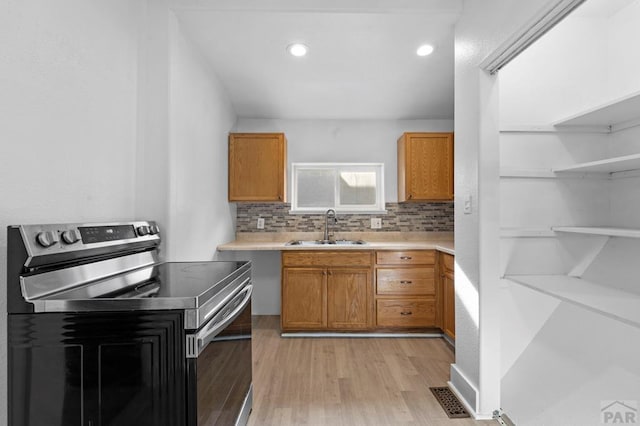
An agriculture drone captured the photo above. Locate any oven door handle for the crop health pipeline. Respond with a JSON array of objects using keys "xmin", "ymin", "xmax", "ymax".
[{"xmin": 189, "ymin": 284, "xmax": 252, "ymax": 357}]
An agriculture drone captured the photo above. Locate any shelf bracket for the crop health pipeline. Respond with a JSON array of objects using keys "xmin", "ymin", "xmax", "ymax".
[{"xmin": 567, "ymin": 236, "xmax": 608, "ymax": 277}]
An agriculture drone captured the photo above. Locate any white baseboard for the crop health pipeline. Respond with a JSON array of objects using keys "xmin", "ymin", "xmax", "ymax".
[{"xmin": 448, "ymin": 364, "xmax": 495, "ymax": 420}]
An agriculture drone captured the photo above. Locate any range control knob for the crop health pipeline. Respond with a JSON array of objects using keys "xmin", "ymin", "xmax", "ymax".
[
  {"xmin": 36, "ymin": 231, "xmax": 60, "ymax": 248},
  {"xmin": 137, "ymin": 225, "xmax": 150, "ymax": 236},
  {"xmin": 149, "ymin": 225, "xmax": 160, "ymax": 235},
  {"xmin": 61, "ymin": 229, "xmax": 81, "ymax": 244}
]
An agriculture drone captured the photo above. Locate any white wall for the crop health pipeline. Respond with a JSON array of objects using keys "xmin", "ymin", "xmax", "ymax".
[
  {"xmin": 236, "ymin": 118, "xmax": 454, "ymax": 203},
  {"xmin": 454, "ymin": 0, "xmax": 550, "ymax": 417},
  {"xmin": 606, "ymin": 0, "xmax": 640, "ymax": 102},
  {"xmin": 0, "ymin": 0, "xmax": 144, "ymax": 423},
  {"xmin": 499, "ymin": 17, "xmax": 608, "ymax": 126},
  {"xmin": 168, "ymin": 13, "xmax": 237, "ymax": 261}
]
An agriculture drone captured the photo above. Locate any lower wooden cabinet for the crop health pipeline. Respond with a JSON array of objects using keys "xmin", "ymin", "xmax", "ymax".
[
  {"xmin": 374, "ymin": 250, "xmax": 437, "ymax": 329},
  {"xmin": 281, "ymin": 268, "xmax": 326, "ymax": 329},
  {"xmin": 327, "ymin": 269, "xmax": 370, "ymax": 329},
  {"xmin": 281, "ymin": 252, "xmax": 372, "ymax": 331},
  {"xmin": 280, "ymin": 249, "xmax": 454, "ymax": 335},
  {"xmin": 376, "ymin": 299, "xmax": 435, "ymax": 327},
  {"xmin": 440, "ymin": 252, "xmax": 456, "ymax": 340}
]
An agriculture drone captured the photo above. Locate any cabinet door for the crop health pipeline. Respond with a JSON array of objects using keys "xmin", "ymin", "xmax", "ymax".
[
  {"xmin": 229, "ymin": 133, "xmax": 286, "ymax": 202},
  {"xmin": 327, "ymin": 268, "xmax": 370, "ymax": 329},
  {"xmin": 282, "ymin": 268, "xmax": 326, "ymax": 329},
  {"xmin": 399, "ymin": 132, "xmax": 453, "ymax": 201},
  {"xmin": 443, "ymin": 272, "xmax": 455, "ymax": 339}
]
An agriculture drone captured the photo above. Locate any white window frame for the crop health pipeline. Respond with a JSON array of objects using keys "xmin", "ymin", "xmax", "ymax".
[{"xmin": 290, "ymin": 162, "xmax": 386, "ymax": 214}]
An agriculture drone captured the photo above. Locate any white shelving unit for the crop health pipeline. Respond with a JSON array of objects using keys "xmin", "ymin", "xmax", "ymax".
[
  {"xmin": 505, "ymin": 275, "xmax": 640, "ymax": 328},
  {"xmin": 501, "ymin": 79, "xmax": 640, "ymax": 326},
  {"xmin": 498, "ymin": 8, "xmax": 640, "ymax": 424},
  {"xmin": 553, "ymin": 90, "xmax": 640, "ymax": 131},
  {"xmin": 500, "ymin": 227, "xmax": 556, "ymax": 238},
  {"xmin": 553, "ymin": 153, "xmax": 640, "ymax": 174},
  {"xmin": 552, "ymin": 226, "xmax": 640, "ymax": 238}
]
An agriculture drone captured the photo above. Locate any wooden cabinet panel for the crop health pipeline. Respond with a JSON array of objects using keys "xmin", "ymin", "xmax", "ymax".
[
  {"xmin": 443, "ymin": 273, "xmax": 455, "ymax": 339},
  {"xmin": 229, "ymin": 133, "xmax": 286, "ymax": 202},
  {"xmin": 376, "ymin": 267, "xmax": 435, "ymax": 295},
  {"xmin": 283, "ymin": 251, "xmax": 372, "ymax": 267},
  {"xmin": 376, "ymin": 299, "xmax": 436, "ymax": 327},
  {"xmin": 376, "ymin": 250, "xmax": 435, "ymax": 265},
  {"xmin": 281, "ymin": 268, "xmax": 326, "ymax": 329},
  {"xmin": 398, "ymin": 132, "xmax": 453, "ymax": 202},
  {"xmin": 438, "ymin": 252, "xmax": 455, "ymax": 340},
  {"xmin": 442, "ymin": 253, "xmax": 454, "ymax": 273},
  {"xmin": 327, "ymin": 269, "xmax": 370, "ymax": 329}
]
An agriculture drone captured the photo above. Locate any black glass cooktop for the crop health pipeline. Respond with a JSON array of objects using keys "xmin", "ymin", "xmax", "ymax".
[{"xmin": 40, "ymin": 261, "xmax": 250, "ymax": 306}]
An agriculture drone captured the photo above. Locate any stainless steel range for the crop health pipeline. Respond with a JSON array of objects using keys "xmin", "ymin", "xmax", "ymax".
[{"xmin": 7, "ymin": 221, "xmax": 252, "ymax": 426}]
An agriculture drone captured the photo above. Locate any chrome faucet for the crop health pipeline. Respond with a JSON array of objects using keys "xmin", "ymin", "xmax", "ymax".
[{"xmin": 323, "ymin": 209, "xmax": 337, "ymax": 241}]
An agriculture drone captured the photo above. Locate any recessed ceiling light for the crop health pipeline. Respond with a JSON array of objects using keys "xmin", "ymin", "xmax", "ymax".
[
  {"xmin": 416, "ymin": 44, "xmax": 434, "ymax": 57},
  {"xmin": 287, "ymin": 43, "xmax": 308, "ymax": 57}
]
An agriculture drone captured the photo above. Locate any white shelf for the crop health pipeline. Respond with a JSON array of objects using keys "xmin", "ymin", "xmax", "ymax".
[
  {"xmin": 501, "ymin": 227, "xmax": 556, "ymax": 238},
  {"xmin": 552, "ymin": 226, "xmax": 640, "ymax": 238},
  {"xmin": 505, "ymin": 275, "xmax": 640, "ymax": 329},
  {"xmin": 553, "ymin": 153, "xmax": 640, "ymax": 174},
  {"xmin": 553, "ymin": 90, "xmax": 640, "ymax": 129}
]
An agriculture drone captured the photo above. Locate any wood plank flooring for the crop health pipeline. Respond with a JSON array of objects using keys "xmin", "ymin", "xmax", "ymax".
[{"xmin": 248, "ymin": 316, "xmax": 495, "ymax": 426}]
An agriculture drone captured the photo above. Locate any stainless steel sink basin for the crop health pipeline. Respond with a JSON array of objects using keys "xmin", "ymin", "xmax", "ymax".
[{"xmin": 285, "ymin": 239, "xmax": 367, "ymax": 246}]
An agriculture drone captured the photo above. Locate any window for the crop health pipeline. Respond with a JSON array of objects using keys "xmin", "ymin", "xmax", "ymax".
[{"xmin": 290, "ymin": 163, "xmax": 385, "ymax": 213}]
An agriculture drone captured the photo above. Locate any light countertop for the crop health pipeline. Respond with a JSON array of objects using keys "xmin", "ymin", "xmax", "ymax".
[{"xmin": 217, "ymin": 232, "xmax": 455, "ymax": 255}]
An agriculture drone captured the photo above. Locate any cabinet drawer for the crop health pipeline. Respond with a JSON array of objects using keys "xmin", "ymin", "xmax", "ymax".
[
  {"xmin": 282, "ymin": 251, "xmax": 372, "ymax": 267},
  {"xmin": 376, "ymin": 250, "xmax": 434, "ymax": 265},
  {"xmin": 442, "ymin": 253, "xmax": 454, "ymax": 273},
  {"xmin": 376, "ymin": 299, "xmax": 435, "ymax": 327},
  {"xmin": 376, "ymin": 268, "xmax": 435, "ymax": 295}
]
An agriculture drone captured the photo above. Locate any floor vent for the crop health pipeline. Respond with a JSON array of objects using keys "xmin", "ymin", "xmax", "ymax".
[{"xmin": 429, "ymin": 387, "xmax": 470, "ymax": 419}]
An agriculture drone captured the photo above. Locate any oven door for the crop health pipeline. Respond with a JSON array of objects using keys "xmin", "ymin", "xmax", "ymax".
[{"xmin": 186, "ymin": 283, "xmax": 253, "ymax": 426}]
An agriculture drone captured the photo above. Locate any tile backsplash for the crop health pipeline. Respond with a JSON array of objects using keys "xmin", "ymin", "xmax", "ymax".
[{"xmin": 236, "ymin": 202, "xmax": 454, "ymax": 233}]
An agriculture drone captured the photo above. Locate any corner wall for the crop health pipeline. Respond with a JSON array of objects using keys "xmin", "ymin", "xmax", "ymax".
[
  {"xmin": 0, "ymin": 0, "xmax": 144, "ymax": 423},
  {"xmin": 453, "ymin": 0, "xmax": 550, "ymax": 417},
  {"xmin": 167, "ymin": 13, "xmax": 238, "ymax": 261}
]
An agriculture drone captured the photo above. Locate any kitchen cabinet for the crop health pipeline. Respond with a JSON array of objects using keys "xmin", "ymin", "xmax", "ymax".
[
  {"xmin": 281, "ymin": 251, "xmax": 372, "ymax": 331},
  {"xmin": 397, "ymin": 132, "xmax": 454, "ymax": 202},
  {"xmin": 281, "ymin": 268, "xmax": 326, "ymax": 329},
  {"xmin": 439, "ymin": 252, "xmax": 455, "ymax": 340},
  {"xmin": 228, "ymin": 133, "xmax": 287, "ymax": 202},
  {"xmin": 374, "ymin": 250, "xmax": 436, "ymax": 328}
]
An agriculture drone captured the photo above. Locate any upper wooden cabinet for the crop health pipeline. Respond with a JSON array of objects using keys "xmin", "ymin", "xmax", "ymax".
[
  {"xmin": 397, "ymin": 132, "xmax": 454, "ymax": 202},
  {"xmin": 228, "ymin": 133, "xmax": 287, "ymax": 202}
]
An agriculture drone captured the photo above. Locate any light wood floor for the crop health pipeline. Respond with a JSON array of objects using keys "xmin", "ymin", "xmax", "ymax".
[{"xmin": 248, "ymin": 316, "xmax": 495, "ymax": 426}]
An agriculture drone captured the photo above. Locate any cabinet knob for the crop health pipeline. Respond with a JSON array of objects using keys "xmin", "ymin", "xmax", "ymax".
[
  {"xmin": 400, "ymin": 311, "xmax": 413, "ymax": 316},
  {"xmin": 327, "ymin": 270, "xmax": 332, "ymax": 276},
  {"xmin": 322, "ymin": 271, "xmax": 327, "ymax": 276},
  {"xmin": 399, "ymin": 280, "xmax": 412, "ymax": 284},
  {"xmin": 400, "ymin": 256, "xmax": 412, "ymax": 260},
  {"xmin": 408, "ymin": 194, "xmax": 413, "ymax": 200}
]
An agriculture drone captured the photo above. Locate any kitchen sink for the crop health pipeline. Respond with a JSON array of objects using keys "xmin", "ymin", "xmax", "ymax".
[{"xmin": 285, "ymin": 239, "xmax": 368, "ymax": 246}]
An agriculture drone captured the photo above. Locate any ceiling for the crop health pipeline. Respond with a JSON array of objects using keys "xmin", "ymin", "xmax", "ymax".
[
  {"xmin": 173, "ymin": 0, "xmax": 461, "ymax": 120},
  {"xmin": 573, "ymin": 0, "xmax": 637, "ymax": 17}
]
